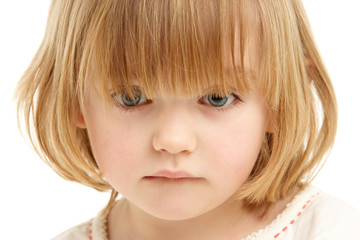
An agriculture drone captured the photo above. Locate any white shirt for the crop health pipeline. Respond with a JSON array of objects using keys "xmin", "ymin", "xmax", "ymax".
[{"xmin": 52, "ymin": 186, "xmax": 360, "ymax": 240}]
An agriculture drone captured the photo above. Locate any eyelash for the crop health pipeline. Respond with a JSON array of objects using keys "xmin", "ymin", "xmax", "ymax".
[
  {"xmin": 111, "ymin": 91, "xmax": 242, "ymax": 112},
  {"xmin": 199, "ymin": 94, "xmax": 242, "ymax": 112},
  {"xmin": 111, "ymin": 93, "xmax": 152, "ymax": 112}
]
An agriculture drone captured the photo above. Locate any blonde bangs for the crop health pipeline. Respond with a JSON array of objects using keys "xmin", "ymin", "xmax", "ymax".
[{"xmin": 78, "ymin": 0, "xmax": 253, "ymax": 105}]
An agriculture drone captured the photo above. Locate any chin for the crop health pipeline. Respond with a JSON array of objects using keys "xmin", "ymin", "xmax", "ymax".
[{"xmin": 140, "ymin": 200, "xmax": 209, "ymax": 221}]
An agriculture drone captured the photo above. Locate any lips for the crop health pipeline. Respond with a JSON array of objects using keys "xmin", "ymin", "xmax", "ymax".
[{"xmin": 145, "ymin": 170, "xmax": 195, "ymax": 179}]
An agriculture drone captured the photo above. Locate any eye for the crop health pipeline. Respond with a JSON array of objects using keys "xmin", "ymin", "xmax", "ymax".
[
  {"xmin": 201, "ymin": 93, "xmax": 237, "ymax": 107},
  {"xmin": 112, "ymin": 87, "xmax": 149, "ymax": 107}
]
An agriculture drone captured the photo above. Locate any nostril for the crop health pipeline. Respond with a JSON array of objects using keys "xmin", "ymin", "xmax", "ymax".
[{"xmin": 155, "ymin": 146, "xmax": 190, "ymax": 155}]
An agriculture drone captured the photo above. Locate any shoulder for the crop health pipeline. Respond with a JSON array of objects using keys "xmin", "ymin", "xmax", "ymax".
[
  {"xmin": 297, "ymin": 189, "xmax": 360, "ymax": 239},
  {"xmin": 243, "ymin": 185, "xmax": 360, "ymax": 240},
  {"xmin": 51, "ymin": 220, "xmax": 91, "ymax": 240},
  {"xmin": 52, "ymin": 207, "xmax": 109, "ymax": 240}
]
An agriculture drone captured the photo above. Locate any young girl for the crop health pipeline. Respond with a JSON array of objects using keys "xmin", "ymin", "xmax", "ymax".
[{"xmin": 16, "ymin": 0, "xmax": 360, "ymax": 239}]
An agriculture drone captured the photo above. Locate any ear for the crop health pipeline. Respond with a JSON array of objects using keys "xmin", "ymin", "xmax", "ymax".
[{"xmin": 75, "ymin": 110, "xmax": 87, "ymax": 129}]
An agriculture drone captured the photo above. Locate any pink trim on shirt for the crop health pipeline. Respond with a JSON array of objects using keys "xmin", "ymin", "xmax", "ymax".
[
  {"xmin": 273, "ymin": 192, "xmax": 320, "ymax": 238},
  {"xmin": 89, "ymin": 218, "xmax": 93, "ymax": 240}
]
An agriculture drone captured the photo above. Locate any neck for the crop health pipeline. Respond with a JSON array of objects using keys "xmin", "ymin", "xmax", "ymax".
[{"xmin": 108, "ymin": 195, "xmax": 266, "ymax": 240}]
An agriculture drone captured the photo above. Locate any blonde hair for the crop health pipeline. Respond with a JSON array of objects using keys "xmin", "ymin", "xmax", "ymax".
[{"xmin": 16, "ymin": 0, "xmax": 337, "ymax": 207}]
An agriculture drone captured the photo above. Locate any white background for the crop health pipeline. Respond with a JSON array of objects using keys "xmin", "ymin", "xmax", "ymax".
[{"xmin": 0, "ymin": 1, "xmax": 359, "ymax": 239}]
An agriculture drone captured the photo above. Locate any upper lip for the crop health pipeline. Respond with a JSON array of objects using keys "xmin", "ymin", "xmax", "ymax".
[{"xmin": 147, "ymin": 170, "xmax": 195, "ymax": 179}]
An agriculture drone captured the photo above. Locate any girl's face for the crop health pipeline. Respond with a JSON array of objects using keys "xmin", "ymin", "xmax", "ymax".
[{"xmin": 77, "ymin": 17, "xmax": 268, "ymax": 220}]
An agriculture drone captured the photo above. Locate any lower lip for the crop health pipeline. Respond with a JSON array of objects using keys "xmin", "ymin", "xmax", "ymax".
[{"xmin": 143, "ymin": 177, "xmax": 198, "ymax": 182}]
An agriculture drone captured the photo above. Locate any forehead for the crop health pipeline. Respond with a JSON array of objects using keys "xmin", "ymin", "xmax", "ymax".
[{"xmin": 85, "ymin": 0, "xmax": 261, "ymax": 99}]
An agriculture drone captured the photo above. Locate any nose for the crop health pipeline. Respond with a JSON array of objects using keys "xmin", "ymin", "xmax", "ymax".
[{"xmin": 152, "ymin": 104, "xmax": 197, "ymax": 155}]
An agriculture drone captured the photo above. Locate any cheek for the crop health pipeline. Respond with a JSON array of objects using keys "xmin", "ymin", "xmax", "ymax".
[
  {"xmin": 86, "ymin": 117, "xmax": 146, "ymax": 182},
  {"xmin": 205, "ymin": 109, "xmax": 267, "ymax": 183},
  {"xmin": 208, "ymin": 133, "xmax": 259, "ymax": 181}
]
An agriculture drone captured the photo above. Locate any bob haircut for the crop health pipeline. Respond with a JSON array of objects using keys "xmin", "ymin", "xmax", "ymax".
[{"xmin": 16, "ymin": 0, "xmax": 337, "ymax": 207}]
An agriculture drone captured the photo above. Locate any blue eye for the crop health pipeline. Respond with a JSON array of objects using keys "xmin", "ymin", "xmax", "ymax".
[
  {"xmin": 201, "ymin": 93, "xmax": 236, "ymax": 107},
  {"xmin": 112, "ymin": 88, "xmax": 148, "ymax": 107}
]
